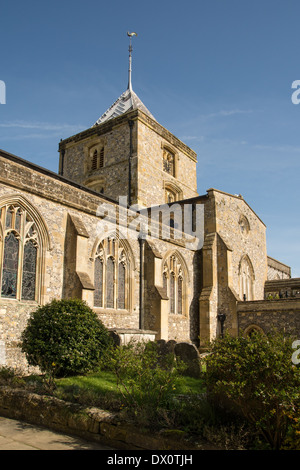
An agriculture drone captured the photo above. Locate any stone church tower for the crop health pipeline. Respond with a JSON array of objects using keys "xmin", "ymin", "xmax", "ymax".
[{"xmin": 58, "ymin": 37, "xmax": 198, "ymax": 208}]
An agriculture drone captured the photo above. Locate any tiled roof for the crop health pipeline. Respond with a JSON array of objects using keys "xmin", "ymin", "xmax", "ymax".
[{"xmin": 92, "ymin": 87, "xmax": 155, "ymax": 126}]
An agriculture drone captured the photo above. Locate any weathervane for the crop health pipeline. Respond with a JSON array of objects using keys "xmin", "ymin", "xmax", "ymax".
[{"xmin": 127, "ymin": 31, "xmax": 137, "ymax": 91}]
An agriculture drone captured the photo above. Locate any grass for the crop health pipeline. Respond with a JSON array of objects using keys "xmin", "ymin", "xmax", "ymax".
[
  {"xmin": 0, "ymin": 366, "xmax": 255, "ymax": 448},
  {"xmin": 56, "ymin": 370, "xmax": 119, "ymax": 396},
  {"xmin": 54, "ymin": 370, "xmax": 205, "ymax": 407}
]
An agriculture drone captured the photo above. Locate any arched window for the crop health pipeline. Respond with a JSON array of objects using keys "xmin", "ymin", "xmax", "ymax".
[
  {"xmin": 94, "ymin": 257, "xmax": 103, "ymax": 307},
  {"xmin": 163, "ymin": 148, "xmax": 175, "ymax": 176},
  {"xmin": 177, "ymin": 276, "xmax": 183, "ymax": 315},
  {"xmin": 0, "ymin": 204, "xmax": 40, "ymax": 301},
  {"xmin": 239, "ymin": 215, "xmax": 250, "ymax": 235},
  {"xmin": 94, "ymin": 236, "xmax": 131, "ymax": 310},
  {"xmin": 239, "ymin": 255, "xmax": 255, "ymax": 301},
  {"xmin": 170, "ymin": 273, "xmax": 175, "ymax": 314},
  {"xmin": 117, "ymin": 258, "xmax": 126, "ymax": 309},
  {"xmin": 164, "ymin": 182, "xmax": 183, "ymax": 204},
  {"xmin": 2, "ymin": 232, "xmax": 19, "ymax": 298},
  {"xmin": 89, "ymin": 146, "xmax": 105, "ymax": 171},
  {"xmin": 106, "ymin": 257, "xmax": 115, "ymax": 308},
  {"xmin": 244, "ymin": 325, "xmax": 265, "ymax": 337},
  {"xmin": 165, "ymin": 188, "xmax": 176, "ymax": 204},
  {"xmin": 22, "ymin": 239, "xmax": 37, "ymax": 300},
  {"xmin": 163, "ymin": 253, "xmax": 187, "ymax": 315}
]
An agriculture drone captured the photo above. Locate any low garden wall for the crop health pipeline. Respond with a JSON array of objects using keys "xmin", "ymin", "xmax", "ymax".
[{"xmin": 0, "ymin": 386, "xmax": 219, "ymax": 450}]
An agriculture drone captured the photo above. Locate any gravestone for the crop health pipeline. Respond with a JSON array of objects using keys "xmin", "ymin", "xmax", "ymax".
[{"xmin": 174, "ymin": 342, "xmax": 201, "ymax": 378}]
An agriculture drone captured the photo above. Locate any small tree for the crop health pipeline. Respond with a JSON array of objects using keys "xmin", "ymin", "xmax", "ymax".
[
  {"xmin": 21, "ymin": 299, "xmax": 111, "ymax": 380},
  {"xmin": 204, "ymin": 330, "xmax": 300, "ymax": 450}
]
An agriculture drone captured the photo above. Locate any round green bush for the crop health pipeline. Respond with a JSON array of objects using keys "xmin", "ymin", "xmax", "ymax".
[{"xmin": 20, "ymin": 299, "xmax": 111, "ymax": 377}]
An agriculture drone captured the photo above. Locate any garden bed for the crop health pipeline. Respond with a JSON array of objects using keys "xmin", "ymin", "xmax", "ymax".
[{"xmin": 0, "ymin": 383, "xmax": 220, "ymax": 450}]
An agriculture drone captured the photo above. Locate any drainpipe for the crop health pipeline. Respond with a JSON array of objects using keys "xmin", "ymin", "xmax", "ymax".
[
  {"xmin": 217, "ymin": 312, "xmax": 226, "ymax": 338},
  {"xmin": 139, "ymin": 235, "xmax": 145, "ymax": 330},
  {"xmin": 59, "ymin": 143, "xmax": 65, "ymax": 176},
  {"xmin": 128, "ymin": 120, "xmax": 134, "ymax": 207}
]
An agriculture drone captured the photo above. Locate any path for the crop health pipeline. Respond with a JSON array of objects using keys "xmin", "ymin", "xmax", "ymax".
[{"xmin": 0, "ymin": 416, "xmax": 115, "ymax": 450}]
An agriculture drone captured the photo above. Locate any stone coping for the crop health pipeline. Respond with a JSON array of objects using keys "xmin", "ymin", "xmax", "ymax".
[
  {"xmin": 237, "ymin": 298, "xmax": 300, "ymax": 312},
  {"xmin": 0, "ymin": 386, "xmax": 220, "ymax": 451}
]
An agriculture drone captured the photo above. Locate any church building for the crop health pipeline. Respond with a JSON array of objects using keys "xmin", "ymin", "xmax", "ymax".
[{"xmin": 0, "ymin": 35, "xmax": 298, "ymax": 371}]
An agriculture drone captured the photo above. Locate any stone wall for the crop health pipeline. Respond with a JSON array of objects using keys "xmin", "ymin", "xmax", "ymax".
[
  {"xmin": 0, "ymin": 300, "xmax": 38, "ymax": 372},
  {"xmin": 264, "ymin": 278, "xmax": 300, "ymax": 299},
  {"xmin": 0, "ymin": 386, "xmax": 218, "ymax": 450},
  {"xmin": 237, "ymin": 298, "xmax": 300, "ymax": 336},
  {"xmin": 143, "ymin": 236, "xmax": 200, "ymax": 343},
  {"xmin": 59, "ymin": 109, "xmax": 199, "ymax": 208},
  {"xmin": 60, "ymin": 115, "xmax": 137, "ymax": 203},
  {"xmin": 199, "ymin": 188, "xmax": 268, "ymax": 346},
  {"xmin": 137, "ymin": 115, "xmax": 198, "ymax": 207},
  {"xmin": 267, "ymin": 256, "xmax": 291, "ymax": 280},
  {"xmin": 208, "ymin": 188, "xmax": 268, "ymax": 301},
  {"xmin": 0, "ymin": 151, "xmax": 200, "ymax": 371}
]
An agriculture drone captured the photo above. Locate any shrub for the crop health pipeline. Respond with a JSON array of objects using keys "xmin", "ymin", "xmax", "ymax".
[
  {"xmin": 204, "ymin": 331, "xmax": 300, "ymax": 449},
  {"xmin": 20, "ymin": 299, "xmax": 111, "ymax": 379},
  {"xmin": 102, "ymin": 340, "xmax": 185, "ymax": 427}
]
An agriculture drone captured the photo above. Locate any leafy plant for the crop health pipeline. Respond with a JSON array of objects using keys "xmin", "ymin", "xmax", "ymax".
[
  {"xmin": 20, "ymin": 299, "xmax": 112, "ymax": 381},
  {"xmin": 102, "ymin": 340, "xmax": 186, "ymax": 426},
  {"xmin": 204, "ymin": 330, "xmax": 300, "ymax": 450}
]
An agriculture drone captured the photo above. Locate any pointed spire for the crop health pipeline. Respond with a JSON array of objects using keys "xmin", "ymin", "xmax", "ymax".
[
  {"xmin": 92, "ymin": 31, "xmax": 156, "ymax": 127},
  {"xmin": 127, "ymin": 32, "xmax": 137, "ymax": 91}
]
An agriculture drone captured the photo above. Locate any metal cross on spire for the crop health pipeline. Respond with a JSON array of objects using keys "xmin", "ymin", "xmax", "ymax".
[{"xmin": 127, "ymin": 32, "xmax": 137, "ymax": 91}]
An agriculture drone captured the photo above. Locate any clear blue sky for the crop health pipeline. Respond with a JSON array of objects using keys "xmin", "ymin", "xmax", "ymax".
[{"xmin": 0, "ymin": 0, "xmax": 299, "ymax": 276}]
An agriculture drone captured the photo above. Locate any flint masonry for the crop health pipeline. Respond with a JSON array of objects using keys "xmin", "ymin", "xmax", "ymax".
[{"xmin": 0, "ymin": 39, "xmax": 299, "ymax": 372}]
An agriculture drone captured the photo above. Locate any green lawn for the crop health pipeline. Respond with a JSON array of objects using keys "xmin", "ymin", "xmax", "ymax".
[{"xmin": 55, "ymin": 370, "xmax": 205, "ymax": 408}]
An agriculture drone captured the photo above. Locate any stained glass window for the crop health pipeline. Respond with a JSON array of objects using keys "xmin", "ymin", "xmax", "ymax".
[
  {"xmin": 1, "ymin": 205, "xmax": 40, "ymax": 302},
  {"xmin": 117, "ymin": 262, "xmax": 125, "ymax": 309},
  {"xmin": 170, "ymin": 273, "xmax": 175, "ymax": 314},
  {"xmin": 21, "ymin": 240, "xmax": 37, "ymax": 300},
  {"xmin": 177, "ymin": 277, "xmax": 183, "ymax": 315},
  {"xmin": 94, "ymin": 237, "xmax": 130, "ymax": 310},
  {"xmin": 94, "ymin": 257, "xmax": 103, "ymax": 307},
  {"xmin": 164, "ymin": 254, "xmax": 186, "ymax": 315},
  {"xmin": 1, "ymin": 232, "xmax": 19, "ymax": 298},
  {"xmin": 163, "ymin": 272, "xmax": 168, "ymax": 293},
  {"xmin": 15, "ymin": 209, "xmax": 22, "ymax": 233},
  {"xmin": 5, "ymin": 207, "xmax": 13, "ymax": 229},
  {"xmin": 106, "ymin": 257, "xmax": 115, "ymax": 308}
]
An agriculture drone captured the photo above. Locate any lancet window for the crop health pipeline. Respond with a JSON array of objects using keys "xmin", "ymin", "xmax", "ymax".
[
  {"xmin": 163, "ymin": 253, "xmax": 186, "ymax": 315},
  {"xmin": 163, "ymin": 148, "xmax": 175, "ymax": 176},
  {"xmin": 239, "ymin": 255, "xmax": 254, "ymax": 301},
  {"xmin": 94, "ymin": 236, "xmax": 130, "ymax": 310},
  {"xmin": 90, "ymin": 146, "xmax": 105, "ymax": 171}
]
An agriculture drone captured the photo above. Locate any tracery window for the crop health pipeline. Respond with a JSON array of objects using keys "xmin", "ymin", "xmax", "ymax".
[
  {"xmin": 164, "ymin": 182, "xmax": 182, "ymax": 204},
  {"xmin": 94, "ymin": 257, "xmax": 103, "ymax": 307},
  {"xmin": 0, "ymin": 205, "xmax": 39, "ymax": 301},
  {"xmin": 239, "ymin": 215, "xmax": 250, "ymax": 235},
  {"xmin": 94, "ymin": 236, "xmax": 130, "ymax": 310},
  {"xmin": 239, "ymin": 255, "xmax": 254, "ymax": 301},
  {"xmin": 163, "ymin": 253, "xmax": 186, "ymax": 315},
  {"xmin": 163, "ymin": 148, "xmax": 175, "ymax": 176},
  {"xmin": 165, "ymin": 188, "xmax": 176, "ymax": 204}
]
